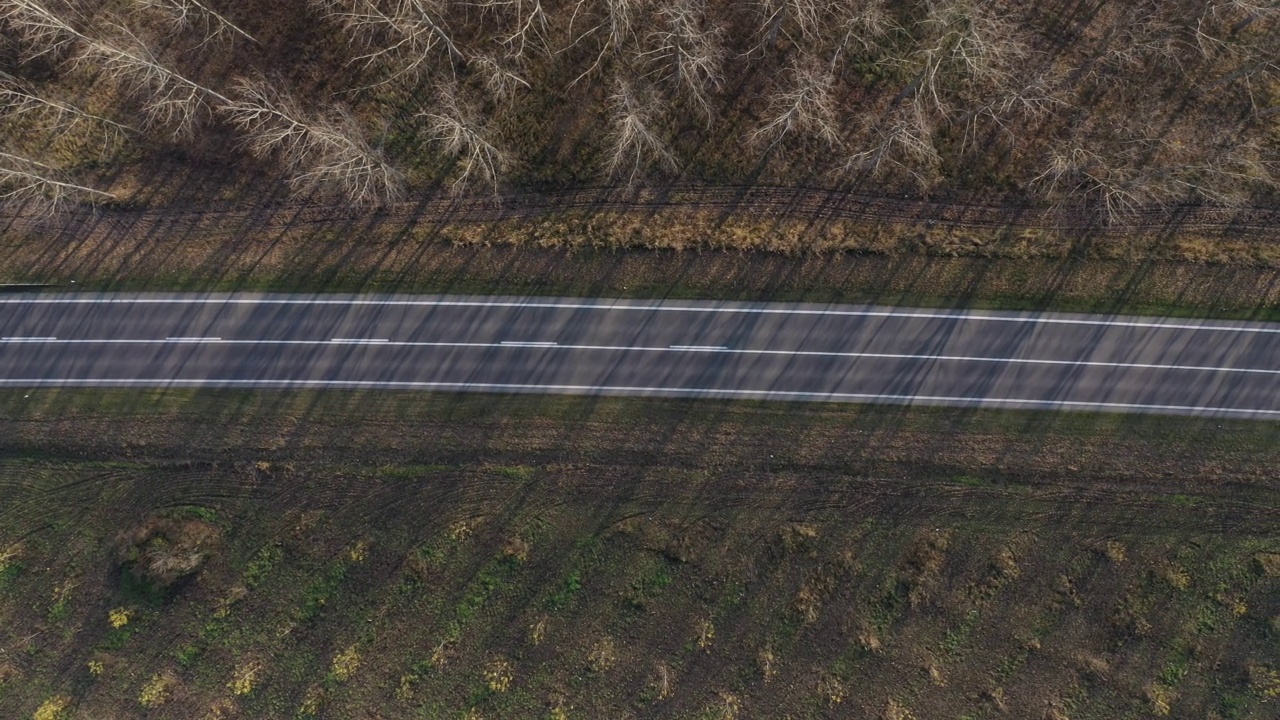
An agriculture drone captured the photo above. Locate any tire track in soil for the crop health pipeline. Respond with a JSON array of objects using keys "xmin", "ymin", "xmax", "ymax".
[{"xmin": 5, "ymin": 186, "xmax": 1279, "ymax": 236}]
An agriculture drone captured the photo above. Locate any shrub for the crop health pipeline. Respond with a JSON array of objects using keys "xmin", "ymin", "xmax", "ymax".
[
  {"xmin": 329, "ymin": 645, "xmax": 361, "ymax": 683},
  {"xmin": 227, "ymin": 660, "xmax": 262, "ymax": 696},
  {"xmin": 1254, "ymin": 553, "xmax": 1280, "ymax": 576},
  {"xmin": 108, "ymin": 606, "xmax": 131, "ymax": 628},
  {"xmin": 484, "ymin": 658, "xmax": 513, "ymax": 692},
  {"xmin": 138, "ymin": 672, "xmax": 175, "ymax": 708},
  {"xmin": 32, "ymin": 695, "xmax": 71, "ymax": 720},
  {"xmin": 116, "ymin": 516, "xmax": 220, "ymax": 591}
]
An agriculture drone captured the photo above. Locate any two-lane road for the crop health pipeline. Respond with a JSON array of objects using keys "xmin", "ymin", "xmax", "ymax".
[{"xmin": 0, "ymin": 293, "xmax": 1277, "ymax": 418}]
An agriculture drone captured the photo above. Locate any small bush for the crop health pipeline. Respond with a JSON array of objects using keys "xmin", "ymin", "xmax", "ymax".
[
  {"xmin": 108, "ymin": 607, "xmax": 131, "ymax": 628},
  {"xmin": 243, "ymin": 545, "xmax": 283, "ymax": 588},
  {"xmin": 329, "ymin": 645, "xmax": 361, "ymax": 683},
  {"xmin": 779, "ymin": 523, "xmax": 819, "ymax": 553},
  {"xmin": 484, "ymin": 658, "xmax": 514, "ymax": 692},
  {"xmin": 0, "ymin": 543, "xmax": 22, "ymax": 591},
  {"xmin": 139, "ymin": 672, "xmax": 175, "ymax": 708},
  {"xmin": 1254, "ymin": 553, "xmax": 1280, "ymax": 577},
  {"xmin": 883, "ymin": 698, "xmax": 916, "ymax": 720},
  {"xmin": 296, "ymin": 685, "xmax": 325, "ymax": 718},
  {"xmin": 1104, "ymin": 541, "xmax": 1127, "ymax": 563},
  {"xmin": 1249, "ymin": 665, "xmax": 1280, "ymax": 698},
  {"xmin": 1145, "ymin": 683, "xmax": 1175, "ymax": 716},
  {"xmin": 32, "ymin": 695, "xmax": 71, "ymax": 720},
  {"xmin": 758, "ymin": 647, "xmax": 777, "ymax": 681},
  {"xmin": 587, "ymin": 638, "xmax": 617, "ymax": 673},
  {"xmin": 228, "ymin": 660, "xmax": 262, "ymax": 696},
  {"xmin": 117, "ymin": 516, "xmax": 220, "ymax": 591},
  {"xmin": 694, "ymin": 619, "xmax": 716, "ymax": 652},
  {"xmin": 1157, "ymin": 561, "xmax": 1191, "ymax": 591}
]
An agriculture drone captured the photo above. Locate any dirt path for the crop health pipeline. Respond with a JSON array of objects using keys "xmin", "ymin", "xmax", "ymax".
[{"xmin": 5, "ymin": 185, "xmax": 1280, "ymax": 236}]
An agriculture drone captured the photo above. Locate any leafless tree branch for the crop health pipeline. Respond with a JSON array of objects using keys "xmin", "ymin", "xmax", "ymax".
[
  {"xmin": 843, "ymin": 99, "xmax": 940, "ymax": 187},
  {"xmin": 0, "ymin": 149, "xmax": 114, "ymax": 215},
  {"xmin": 0, "ymin": 72, "xmax": 134, "ymax": 146},
  {"xmin": 0, "ymin": 0, "xmax": 82, "ymax": 58},
  {"xmin": 642, "ymin": 0, "xmax": 723, "ymax": 121},
  {"xmin": 222, "ymin": 76, "xmax": 402, "ymax": 204},
  {"xmin": 133, "ymin": 0, "xmax": 258, "ymax": 44},
  {"xmin": 420, "ymin": 84, "xmax": 507, "ymax": 194},
  {"xmin": 79, "ymin": 24, "xmax": 231, "ymax": 137},
  {"xmin": 604, "ymin": 77, "xmax": 677, "ymax": 185},
  {"xmin": 750, "ymin": 60, "xmax": 840, "ymax": 151},
  {"xmin": 312, "ymin": 0, "xmax": 463, "ymax": 81}
]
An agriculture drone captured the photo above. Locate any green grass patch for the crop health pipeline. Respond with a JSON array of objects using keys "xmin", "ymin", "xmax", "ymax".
[{"xmin": 296, "ymin": 561, "xmax": 350, "ymax": 624}]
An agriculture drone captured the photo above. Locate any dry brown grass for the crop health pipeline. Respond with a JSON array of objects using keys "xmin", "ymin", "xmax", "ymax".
[{"xmin": 116, "ymin": 516, "xmax": 220, "ymax": 589}]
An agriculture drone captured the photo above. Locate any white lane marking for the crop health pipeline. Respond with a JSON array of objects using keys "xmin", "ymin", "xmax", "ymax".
[
  {"xmin": 166, "ymin": 337, "xmax": 222, "ymax": 342},
  {"xmin": 0, "ymin": 338, "xmax": 1275, "ymax": 375},
  {"xmin": 330, "ymin": 338, "xmax": 389, "ymax": 344},
  {"xmin": 499, "ymin": 341, "xmax": 558, "ymax": 347},
  {"xmin": 2, "ymin": 296, "xmax": 1277, "ymax": 334},
  {"xmin": 1, "ymin": 336, "xmax": 56, "ymax": 341},
  {"xmin": 0, "ymin": 378, "xmax": 1275, "ymax": 417},
  {"xmin": 670, "ymin": 345, "xmax": 729, "ymax": 351}
]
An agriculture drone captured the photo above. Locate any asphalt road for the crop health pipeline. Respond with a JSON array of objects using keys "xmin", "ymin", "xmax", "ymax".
[{"xmin": 0, "ymin": 293, "xmax": 1277, "ymax": 419}]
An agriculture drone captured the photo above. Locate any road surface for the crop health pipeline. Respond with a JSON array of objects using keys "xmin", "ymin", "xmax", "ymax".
[{"xmin": 0, "ymin": 293, "xmax": 1277, "ymax": 418}]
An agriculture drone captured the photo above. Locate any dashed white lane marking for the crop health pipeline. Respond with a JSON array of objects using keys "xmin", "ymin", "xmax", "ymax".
[
  {"xmin": 670, "ymin": 345, "xmax": 729, "ymax": 351},
  {"xmin": 1, "ymin": 336, "xmax": 56, "ymax": 341},
  {"xmin": 0, "ymin": 338, "xmax": 1275, "ymax": 375},
  {"xmin": 166, "ymin": 337, "xmax": 222, "ymax": 342},
  {"xmin": 2, "ymin": 296, "xmax": 1278, "ymax": 334},
  {"xmin": 0, "ymin": 378, "xmax": 1275, "ymax": 417},
  {"xmin": 499, "ymin": 341, "xmax": 558, "ymax": 347}
]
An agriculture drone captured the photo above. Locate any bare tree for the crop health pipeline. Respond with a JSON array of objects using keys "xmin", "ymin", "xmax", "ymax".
[
  {"xmin": 902, "ymin": 0, "xmax": 1029, "ymax": 116},
  {"xmin": 642, "ymin": 0, "xmax": 724, "ymax": 120},
  {"xmin": 754, "ymin": 0, "xmax": 832, "ymax": 51},
  {"xmin": 564, "ymin": 0, "xmax": 644, "ymax": 88},
  {"xmin": 1030, "ymin": 144, "xmax": 1173, "ymax": 224},
  {"xmin": 843, "ymin": 99, "xmax": 940, "ymax": 187},
  {"xmin": 750, "ymin": 59, "xmax": 840, "ymax": 151},
  {"xmin": 0, "ymin": 149, "xmax": 114, "ymax": 214},
  {"xmin": 958, "ymin": 72, "xmax": 1065, "ymax": 152},
  {"xmin": 471, "ymin": 53, "xmax": 530, "ymax": 101},
  {"xmin": 0, "ymin": 0, "xmax": 82, "ymax": 58},
  {"xmin": 222, "ymin": 76, "xmax": 402, "ymax": 204},
  {"xmin": 79, "ymin": 24, "xmax": 231, "ymax": 137},
  {"xmin": 831, "ymin": 0, "xmax": 895, "ymax": 56},
  {"xmin": 1, "ymin": 0, "xmax": 227, "ymax": 136},
  {"xmin": 420, "ymin": 85, "xmax": 507, "ymax": 193},
  {"xmin": 0, "ymin": 73, "xmax": 133, "ymax": 146},
  {"xmin": 474, "ymin": 0, "xmax": 549, "ymax": 57},
  {"xmin": 312, "ymin": 0, "xmax": 463, "ymax": 79},
  {"xmin": 603, "ymin": 77, "xmax": 677, "ymax": 184},
  {"xmin": 133, "ymin": 0, "xmax": 258, "ymax": 44},
  {"xmin": 1176, "ymin": 139, "xmax": 1278, "ymax": 205}
]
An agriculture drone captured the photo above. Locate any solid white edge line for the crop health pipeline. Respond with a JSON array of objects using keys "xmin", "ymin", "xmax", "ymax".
[
  {"xmin": 1, "ymin": 338, "xmax": 1276, "ymax": 375},
  {"xmin": 2, "ymin": 296, "xmax": 1277, "ymax": 334},
  {"xmin": 0, "ymin": 378, "xmax": 1275, "ymax": 417}
]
